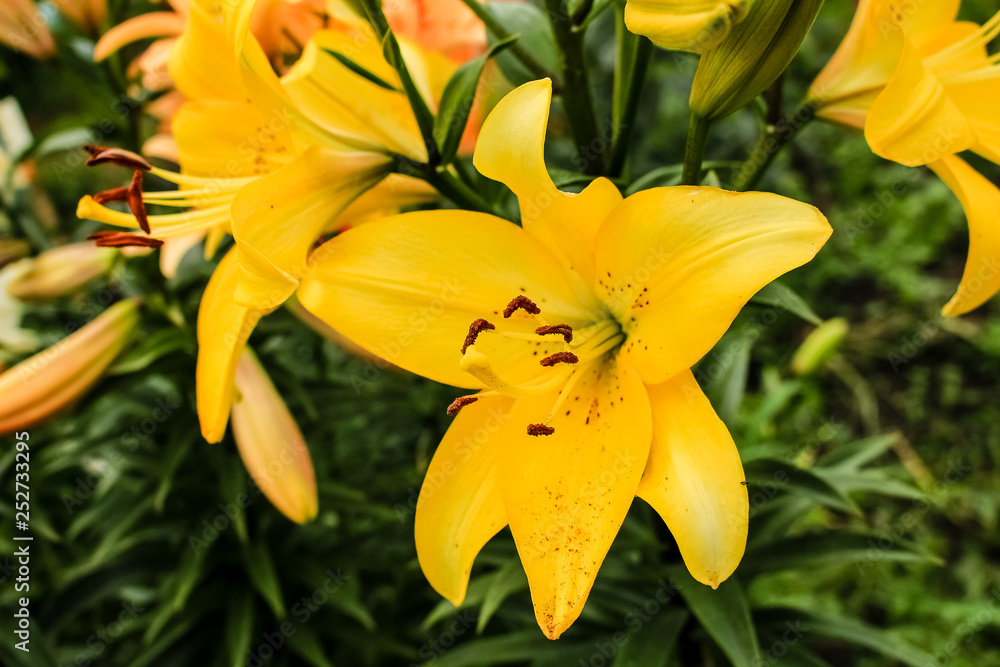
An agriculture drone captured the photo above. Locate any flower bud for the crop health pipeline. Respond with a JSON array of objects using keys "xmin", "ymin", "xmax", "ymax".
[
  {"xmin": 625, "ymin": 0, "xmax": 748, "ymax": 53},
  {"xmin": 0, "ymin": 0, "xmax": 57, "ymax": 59},
  {"xmin": 689, "ymin": 0, "xmax": 823, "ymax": 120},
  {"xmin": 231, "ymin": 349, "xmax": 318, "ymax": 524},
  {"xmin": 50, "ymin": 0, "xmax": 107, "ymax": 35},
  {"xmin": 6, "ymin": 242, "xmax": 116, "ymax": 300},
  {"xmin": 0, "ymin": 298, "xmax": 141, "ymax": 433},
  {"xmin": 791, "ymin": 317, "xmax": 848, "ymax": 376}
]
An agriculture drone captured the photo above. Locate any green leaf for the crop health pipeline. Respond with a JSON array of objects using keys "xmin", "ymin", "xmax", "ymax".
[
  {"xmin": 700, "ymin": 328, "xmax": 752, "ymax": 426},
  {"xmin": 741, "ymin": 532, "xmax": 939, "ymax": 577},
  {"xmin": 756, "ymin": 607, "xmax": 938, "ymax": 667},
  {"xmin": 477, "ymin": 557, "xmax": 528, "ymax": 633},
  {"xmin": 286, "ymin": 625, "xmax": 335, "ymax": 667},
  {"xmin": 430, "ymin": 630, "xmax": 581, "ymax": 667},
  {"xmin": 320, "ymin": 48, "xmax": 400, "ymax": 92},
  {"xmin": 815, "ymin": 468, "xmax": 925, "ymax": 501},
  {"xmin": 107, "ymin": 328, "xmax": 190, "ymax": 375},
  {"xmin": 819, "ymin": 434, "xmax": 898, "ymax": 470},
  {"xmin": 486, "ymin": 4, "xmax": 560, "ymax": 86},
  {"xmin": 224, "ymin": 590, "xmax": 255, "ymax": 667},
  {"xmin": 611, "ymin": 607, "xmax": 688, "ymax": 667},
  {"xmin": 743, "ymin": 458, "xmax": 859, "ymax": 515},
  {"xmin": 324, "ymin": 570, "xmax": 377, "ymax": 631},
  {"xmin": 670, "ymin": 569, "xmax": 761, "ymax": 667},
  {"xmin": 751, "ymin": 281, "xmax": 823, "ymax": 325},
  {"xmin": 433, "ymin": 36, "xmax": 517, "ymax": 165},
  {"xmin": 243, "ymin": 540, "xmax": 286, "ymax": 619},
  {"xmin": 154, "ymin": 435, "xmax": 196, "ymax": 512}
]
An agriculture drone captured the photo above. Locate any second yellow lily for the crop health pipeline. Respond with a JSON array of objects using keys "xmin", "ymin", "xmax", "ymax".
[{"xmin": 808, "ymin": 0, "xmax": 1000, "ymax": 316}]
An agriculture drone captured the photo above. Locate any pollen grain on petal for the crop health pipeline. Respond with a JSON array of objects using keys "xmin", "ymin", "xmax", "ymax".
[
  {"xmin": 84, "ymin": 144, "xmax": 152, "ymax": 171},
  {"xmin": 128, "ymin": 170, "xmax": 150, "ymax": 234},
  {"xmin": 461, "ymin": 318, "xmax": 495, "ymax": 353},
  {"xmin": 526, "ymin": 423, "xmax": 555, "ymax": 436},
  {"xmin": 503, "ymin": 295, "xmax": 540, "ymax": 318},
  {"xmin": 535, "ymin": 324, "xmax": 573, "ymax": 343},
  {"xmin": 88, "ymin": 231, "xmax": 164, "ymax": 248},
  {"xmin": 446, "ymin": 395, "xmax": 479, "ymax": 416},
  {"xmin": 540, "ymin": 351, "xmax": 579, "ymax": 367}
]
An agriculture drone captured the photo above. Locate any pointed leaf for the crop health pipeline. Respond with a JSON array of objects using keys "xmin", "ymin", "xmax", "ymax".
[
  {"xmin": 741, "ymin": 533, "xmax": 939, "ymax": 577},
  {"xmin": 670, "ymin": 568, "xmax": 761, "ymax": 667},
  {"xmin": 751, "ymin": 281, "xmax": 823, "ymax": 325}
]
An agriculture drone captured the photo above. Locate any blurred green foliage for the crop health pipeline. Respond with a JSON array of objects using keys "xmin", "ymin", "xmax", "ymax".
[{"xmin": 2, "ymin": 0, "xmax": 1000, "ymax": 665}]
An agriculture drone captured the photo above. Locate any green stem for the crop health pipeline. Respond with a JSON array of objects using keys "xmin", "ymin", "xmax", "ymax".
[
  {"xmin": 457, "ymin": 0, "xmax": 563, "ymax": 90},
  {"xmin": 731, "ymin": 101, "xmax": 816, "ymax": 192},
  {"xmin": 609, "ymin": 13, "xmax": 652, "ymax": 178},
  {"xmin": 393, "ymin": 155, "xmax": 502, "ymax": 216},
  {"xmin": 544, "ymin": 0, "xmax": 603, "ymax": 175},
  {"xmin": 680, "ymin": 113, "xmax": 712, "ymax": 186}
]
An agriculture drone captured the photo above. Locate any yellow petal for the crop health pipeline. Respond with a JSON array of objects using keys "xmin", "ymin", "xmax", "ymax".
[
  {"xmin": 281, "ymin": 32, "xmax": 426, "ymax": 159},
  {"xmin": 0, "ymin": 0, "xmax": 56, "ymax": 59},
  {"xmin": 298, "ymin": 210, "xmax": 596, "ymax": 389},
  {"xmin": 232, "ymin": 348, "xmax": 318, "ymax": 523},
  {"xmin": 0, "ymin": 299, "xmax": 140, "ymax": 434},
  {"xmin": 637, "ymin": 370, "xmax": 747, "ymax": 588},
  {"xmin": 168, "ymin": 0, "xmax": 245, "ymax": 100},
  {"xmin": 473, "ymin": 79, "xmax": 623, "ymax": 286},
  {"xmin": 930, "ymin": 155, "xmax": 1000, "ymax": 316},
  {"xmin": 624, "ymin": 0, "xmax": 745, "ymax": 53},
  {"xmin": 498, "ymin": 360, "xmax": 652, "ymax": 639},
  {"xmin": 230, "ymin": 145, "xmax": 389, "ymax": 310},
  {"xmin": 594, "ymin": 187, "xmax": 831, "ymax": 385},
  {"xmin": 416, "ymin": 393, "xmax": 515, "ymax": 605},
  {"xmin": 196, "ymin": 248, "xmax": 263, "ymax": 443},
  {"xmin": 865, "ymin": 37, "xmax": 976, "ymax": 167},
  {"xmin": 172, "ymin": 100, "xmax": 295, "ymax": 177}
]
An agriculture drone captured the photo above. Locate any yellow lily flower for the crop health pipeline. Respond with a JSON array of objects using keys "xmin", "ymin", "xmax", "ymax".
[
  {"xmin": 296, "ymin": 79, "xmax": 832, "ymax": 639},
  {"xmin": 0, "ymin": 298, "xmax": 140, "ymax": 434},
  {"xmin": 625, "ymin": 0, "xmax": 748, "ymax": 52},
  {"xmin": 808, "ymin": 0, "xmax": 1000, "ymax": 315},
  {"xmin": 232, "ymin": 348, "xmax": 318, "ymax": 524},
  {"xmin": 78, "ymin": 0, "xmax": 440, "ymax": 441}
]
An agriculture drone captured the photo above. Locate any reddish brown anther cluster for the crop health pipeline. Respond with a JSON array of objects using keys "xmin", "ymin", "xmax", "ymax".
[
  {"xmin": 87, "ymin": 231, "xmax": 164, "ymax": 248},
  {"xmin": 462, "ymin": 318, "xmax": 496, "ymax": 353},
  {"xmin": 527, "ymin": 423, "xmax": 555, "ymax": 436},
  {"xmin": 540, "ymin": 352, "xmax": 579, "ymax": 367},
  {"xmin": 535, "ymin": 324, "xmax": 573, "ymax": 343},
  {"xmin": 446, "ymin": 396, "xmax": 479, "ymax": 416},
  {"xmin": 85, "ymin": 144, "xmax": 153, "ymax": 235},
  {"xmin": 503, "ymin": 295, "xmax": 540, "ymax": 318},
  {"xmin": 84, "ymin": 144, "xmax": 152, "ymax": 171}
]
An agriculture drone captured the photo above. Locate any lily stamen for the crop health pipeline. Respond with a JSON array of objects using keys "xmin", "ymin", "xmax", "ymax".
[
  {"xmin": 526, "ymin": 424, "xmax": 554, "ymax": 436},
  {"xmin": 535, "ymin": 324, "xmax": 573, "ymax": 343},
  {"xmin": 540, "ymin": 352, "xmax": 579, "ymax": 367},
  {"xmin": 446, "ymin": 395, "xmax": 479, "ymax": 416},
  {"xmin": 128, "ymin": 171, "xmax": 150, "ymax": 234},
  {"xmin": 461, "ymin": 318, "xmax": 496, "ymax": 353},
  {"xmin": 503, "ymin": 295, "xmax": 540, "ymax": 317}
]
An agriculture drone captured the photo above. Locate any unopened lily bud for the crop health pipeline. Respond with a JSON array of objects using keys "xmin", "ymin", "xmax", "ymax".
[
  {"xmin": 0, "ymin": 298, "xmax": 141, "ymax": 433},
  {"xmin": 0, "ymin": 239, "xmax": 30, "ymax": 269},
  {"xmin": 7, "ymin": 242, "xmax": 116, "ymax": 300},
  {"xmin": 791, "ymin": 317, "xmax": 848, "ymax": 376},
  {"xmin": 625, "ymin": 0, "xmax": 748, "ymax": 53},
  {"xmin": 231, "ymin": 349, "xmax": 318, "ymax": 524},
  {"xmin": 0, "ymin": 0, "xmax": 57, "ymax": 59},
  {"xmin": 689, "ymin": 0, "xmax": 823, "ymax": 120}
]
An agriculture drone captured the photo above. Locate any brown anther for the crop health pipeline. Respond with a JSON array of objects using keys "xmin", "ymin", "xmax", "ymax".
[
  {"xmin": 127, "ymin": 171, "xmax": 150, "ymax": 234},
  {"xmin": 446, "ymin": 396, "xmax": 479, "ymax": 416},
  {"xmin": 540, "ymin": 352, "xmax": 579, "ymax": 367},
  {"xmin": 87, "ymin": 231, "xmax": 164, "ymax": 248},
  {"xmin": 84, "ymin": 144, "xmax": 152, "ymax": 171},
  {"xmin": 93, "ymin": 186, "xmax": 129, "ymax": 205},
  {"xmin": 461, "ymin": 318, "xmax": 495, "ymax": 353},
  {"xmin": 503, "ymin": 295, "xmax": 540, "ymax": 318},
  {"xmin": 535, "ymin": 324, "xmax": 573, "ymax": 343},
  {"xmin": 527, "ymin": 424, "xmax": 555, "ymax": 436}
]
